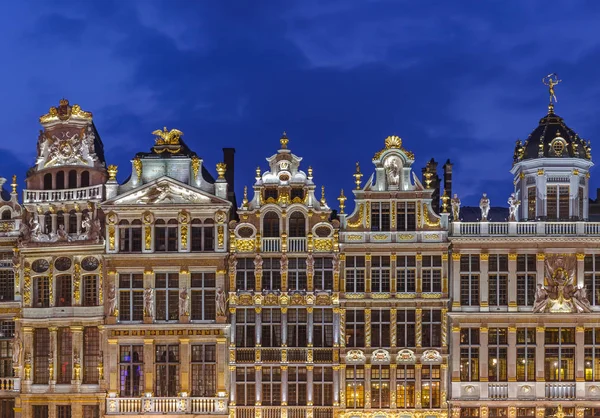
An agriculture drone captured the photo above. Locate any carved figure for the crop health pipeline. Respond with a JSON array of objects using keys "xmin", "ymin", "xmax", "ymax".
[
  {"xmin": 30, "ymin": 217, "xmax": 41, "ymax": 237},
  {"xmin": 81, "ymin": 214, "xmax": 92, "ymax": 236},
  {"xmin": 18, "ymin": 220, "xmax": 31, "ymax": 244},
  {"xmin": 451, "ymin": 193, "xmax": 461, "ymax": 220},
  {"xmin": 385, "ymin": 156, "xmax": 401, "ymax": 187},
  {"xmin": 88, "ymin": 218, "xmax": 102, "ymax": 243},
  {"xmin": 179, "ymin": 287, "xmax": 189, "ymax": 316},
  {"xmin": 479, "ymin": 193, "xmax": 490, "ymax": 221},
  {"xmin": 508, "ymin": 193, "xmax": 521, "ymax": 221},
  {"xmin": 143, "ymin": 287, "xmax": 154, "ymax": 318},
  {"xmin": 216, "ymin": 287, "xmax": 227, "ymax": 317},
  {"xmin": 533, "ymin": 284, "xmax": 549, "ymax": 312},
  {"xmin": 73, "ymin": 350, "xmax": 81, "ymax": 380},
  {"xmin": 107, "ymin": 282, "xmax": 118, "ymax": 316},
  {"xmin": 24, "ymin": 353, "xmax": 32, "ymax": 380},
  {"xmin": 543, "ymin": 73, "xmax": 562, "ymax": 103},
  {"xmin": 56, "ymin": 224, "xmax": 68, "ymax": 242},
  {"xmin": 12, "ymin": 331, "xmax": 22, "ymax": 366},
  {"xmin": 253, "ymin": 254, "xmax": 263, "ymax": 271}
]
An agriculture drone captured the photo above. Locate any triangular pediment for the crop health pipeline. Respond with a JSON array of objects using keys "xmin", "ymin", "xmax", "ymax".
[{"xmin": 105, "ymin": 177, "xmax": 229, "ymax": 206}]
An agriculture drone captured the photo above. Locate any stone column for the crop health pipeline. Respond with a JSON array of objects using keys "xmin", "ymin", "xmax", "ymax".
[
  {"xmin": 507, "ymin": 327, "xmax": 517, "ymax": 382},
  {"xmin": 62, "ymin": 212, "xmax": 69, "ymax": 234},
  {"xmin": 508, "ymin": 254, "xmax": 518, "ymax": 311},
  {"xmin": 452, "ymin": 253, "xmax": 461, "ymax": 309},
  {"xmin": 390, "ymin": 308, "xmax": 397, "ymax": 348},
  {"xmin": 254, "ymin": 366, "xmax": 262, "ymax": 406},
  {"xmin": 107, "ymin": 338, "xmax": 118, "ymax": 393},
  {"xmin": 416, "ymin": 253, "xmax": 423, "ymax": 294},
  {"xmin": 307, "ymin": 307, "xmax": 314, "ymax": 347},
  {"xmin": 442, "ymin": 253, "xmax": 449, "ymax": 295},
  {"xmin": 479, "ymin": 327, "xmax": 489, "ymax": 382},
  {"xmin": 217, "ymin": 336, "xmax": 227, "ymax": 394},
  {"xmin": 575, "ymin": 326, "xmax": 585, "ymax": 382},
  {"xmin": 179, "ymin": 338, "xmax": 190, "ymax": 393},
  {"xmin": 390, "ymin": 254, "xmax": 397, "ymax": 294},
  {"xmin": 255, "ymin": 307, "xmax": 262, "ymax": 347},
  {"xmin": 49, "ymin": 327, "xmax": 57, "ymax": 390},
  {"xmin": 71, "ymin": 326, "xmax": 83, "ymax": 391},
  {"xmin": 143, "ymin": 339, "xmax": 154, "ymax": 394},
  {"xmin": 415, "ymin": 307, "xmax": 423, "ymax": 349},
  {"xmin": 576, "ymin": 253, "xmax": 585, "ymax": 287},
  {"xmin": 338, "ymin": 254, "xmax": 346, "ymax": 293},
  {"xmin": 333, "ymin": 365, "xmax": 340, "ymax": 406},
  {"xmin": 179, "ymin": 269, "xmax": 191, "ymax": 323},
  {"xmin": 451, "ymin": 326, "xmax": 461, "ymax": 382},
  {"xmin": 414, "ymin": 363, "xmax": 422, "ymax": 408},
  {"xmin": 364, "ymin": 363, "xmax": 372, "ymax": 409},
  {"xmin": 281, "ymin": 365, "xmax": 288, "ymax": 405},
  {"xmin": 365, "ymin": 254, "xmax": 372, "ymax": 293},
  {"xmin": 76, "ymin": 212, "xmax": 83, "ymax": 235},
  {"xmin": 536, "ymin": 254, "xmax": 545, "ymax": 286},
  {"xmin": 22, "ymin": 327, "xmax": 34, "ymax": 393},
  {"xmin": 339, "ymin": 365, "xmax": 346, "ymax": 408},
  {"xmin": 535, "ymin": 327, "xmax": 545, "ymax": 381},
  {"xmin": 281, "ymin": 307, "xmax": 288, "ymax": 347},
  {"xmin": 230, "ymin": 308, "xmax": 237, "ymax": 347},
  {"xmin": 365, "ymin": 309, "xmax": 371, "ymax": 348},
  {"xmin": 390, "ymin": 363, "xmax": 397, "ymax": 408},
  {"xmin": 441, "ymin": 308, "xmax": 448, "ymax": 350},
  {"xmin": 229, "ymin": 365, "xmax": 236, "ymax": 404},
  {"xmin": 332, "ymin": 308, "xmax": 340, "ymax": 347},
  {"xmin": 440, "ymin": 363, "xmax": 448, "ymax": 408},
  {"xmin": 479, "ymin": 254, "xmax": 489, "ymax": 311},
  {"xmin": 50, "ymin": 213, "xmax": 57, "ymax": 235},
  {"xmin": 307, "ymin": 365, "xmax": 314, "ymax": 406}
]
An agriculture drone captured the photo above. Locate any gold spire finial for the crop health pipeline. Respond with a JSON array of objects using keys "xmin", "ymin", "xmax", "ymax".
[
  {"xmin": 255, "ymin": 166, "xmax": 261, "ymax": 180},
  {"xmin": 11, "ymin": 175, "xmax": 17, "ymax": 194},
  {"xmin": 542, "ymin": 73, "xmax": 561, "ymax": 114},
  {"xmin": 308, "ymin": 166, "xmax": 313, "ymax": 180},
  {"xmin": 107, "ymin": 165, "xmax": 118, "ymax": 181},
  {"xmin": 320, "ymin": 185, "xmax": 326, "ymax": 206},
  {"xmin": 337, "ymin": 189, "xmax": 347, "ymax": 214},
  {"xmin": 353, "ymin": 162, "xmax": 363, "ymax": 190},
  {"xmin": 441, "ymin": 189, "xmax": 450, "ymax": 213},
  {"xmin": 280, "ymin": 131, "xmax": 289, "ymax": 149}
]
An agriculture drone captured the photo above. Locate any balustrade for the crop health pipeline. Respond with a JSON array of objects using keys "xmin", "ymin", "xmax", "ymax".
[
  {"xmin": 23, "ymin": 185, "xmax": 104, "ymax": 203},
  {"xmin": 106, "ymin": 396, "xmax": 225, "ymax": 414}
]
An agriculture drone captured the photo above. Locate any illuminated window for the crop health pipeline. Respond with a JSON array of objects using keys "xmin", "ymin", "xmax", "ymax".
[
  {"xmin": 517, "ymin": 328, "xmax": 536, "ymax": 382},
  {"xmin": 371, "ymin": 365, "xmax": 390, "ymax": 408},
  {"xmin": 488, "ymin": 255, "xmax": 508, "ymax": 307},
  {"xmin": 155, "ymin": 344, "xmax": 179, "ymax": 396},
  {"xmin": 545, "ymin": 328, "xmax": 575, "ymax": 381},
  {"xmin": 421, "ymin": 365, "xmax": 440, "ymax": 408},
  {"xmin": 345, "ymin": 366, "xmax": 365, "ymax": 408},
  {"xmin": 396, "ymin": 255, "xmax": 416, "ymax": 293},
  {"xmin": 83, "ymin": 327, "xmax": 100, "ymax": 384},
  {"xmin": 584, "ymin": 328, "xmax": 600, "ymax": 381},
  {"xmin": 155, "ymin": 273, "xmax": 179, "ymax": 321},
  {"xmin": 396, "ymin": 365, "xmax": 415, "ymax": 408},
  {"xmin": 346, "ymin": 310, "xmax": 365, "ymax": 347},
  {"xmin": 488, "ymin": 328, "xmax": 508, "ymax": 382},
  {"xmin": 460, "ymin": 328, "xmax": 479, "ymax": 381},
  {"xmin": 261, "ymin": 258, "xmax": 281, "ymax": 291},
  {"xmin": 585, "ymin": 255, "xmax": 600, "ymax": 306},
  {"xmin": 546, "ymin": 185, "xmax": 570, "ymax": 219},
  {"xmin": 119, "ymin": 345, "xmax": 143, "ymax": 397},
  {"xmin": 261, "ymin": 367, "xmax": 281, "ymax": 406}
]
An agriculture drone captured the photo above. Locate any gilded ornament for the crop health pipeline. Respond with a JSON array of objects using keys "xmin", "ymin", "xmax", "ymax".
[
  {"xmin": 107, "ymin": 165, "xmax": 118, "ymax": 181},
  {"xmin": 353, "ymin": 162, "xmax": 363, "ymax": 190},
  {"xmin": 337, "ymin": 189, "xmax": 347, "ymax": 214},
  {"xmin": 191, "ymin": 156, "xmax": 200, "ymax": 179},
  {"xmin": 346, "ymin": 203, "xmax": 364, "ymax": 228},
  {"xmin": 313, "ymin": 238, "xmax": 333, "ymax": 252},
  {"xmin": 39, "ymin": 99, "xmax": 92, "ymax": 123},
  {"xmin": 365, "ymin": 202, "xmax": 371, "ymax": 229},
  {"xmin": 216, "ymin": 162, "xmax": 227, "ymax": 179},
  {"xmin": 479, "ymin": 253, "xmax": 489, "ymax": 261},
  {"xmin": 576, "ymin": 253, "xmax": 586, "ymax": 261},
  {"xmin": 451, "ymin": 253, "xmax": 461, "ymax": 261},
  {"xmin": 236, "ymin": 238, "xmax": 255, "ymax": 252},
  {"xmin": 73, "ymin": 262, "xmax": 81, "ymax": 304},
  {"xmin": 133, "ymin": 157, "xmax": 143, "ymax": 179},
  {"xmin": 423, "ymin": 202, "xmax": 441, "ymax": 227}
]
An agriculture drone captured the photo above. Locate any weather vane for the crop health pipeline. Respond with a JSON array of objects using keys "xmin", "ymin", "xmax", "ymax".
[{"xmin": 542, "ymin": 73, "xmax": 562, "ymax": 104}]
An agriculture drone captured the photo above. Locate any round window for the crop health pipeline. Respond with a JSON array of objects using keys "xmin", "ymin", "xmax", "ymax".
[
  {"xmin": 81, "ymin": 256, "xmax": 99, "ymax": 271},
  {"xmin": 54, "ymin": 257, "xmax": 72, "ymax": 272},
  {"xmin": 552, "ymin": 140, "xmax": 565, "ymax": 155},
  {"xmin": 32, "ymin": 259, "xmax": 50, "ymax": 273},
  {"xmin": 237, "ymin": 226, "xmax": 254, "ymax": 238}
]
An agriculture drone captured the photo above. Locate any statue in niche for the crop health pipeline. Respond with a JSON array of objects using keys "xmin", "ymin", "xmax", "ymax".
[
  {"xmin": 216, "ymin": 287, "xmax": 227, "ymax": 317},
  {"xmin": 179, "ymin": 287, "xmax": 189, "ymax": 316},
  {"xmin": 385, "ymin": 156, "xmax": 401, "ymax": 188},
  {"xmin": 508, "ymin": 192, "xmax": 521, "ymax": 221},
  {"xmin": 479, "ymin": 193, "xmax": 490, "ymax": 221},
  {"xmin": 143, "ymin": 287, "xmax": 154, "ymax": 318},
  {"xmin": 12, "ymin": 331, "xmax": 22, "ymax": 367},
  {"xmin": 56, "ymin": 224, "xmax": 68, "ymax": 242},
  {"xmin": 81, "ymin": 214, "xmax": 92, "ymax": 236},
  {"xmin": 451, "ymin": 193, "xmax": 461, "ymax": 220},
  {"xmin": 107, "ymin": 282, "xmax": 118, "ymax": 317}
]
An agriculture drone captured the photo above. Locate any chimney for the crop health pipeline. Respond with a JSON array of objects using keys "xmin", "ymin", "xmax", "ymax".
[
  {"xmin": 223, "ymin": 148, "xmax": 238, "ymax": 221},
  {"xmin": 443, "ymin": 159, "xmax": 453, "ymax": 199},
  {"xmin": 422, "ymin": 159, "xmax": 441, "ymax": 213}
]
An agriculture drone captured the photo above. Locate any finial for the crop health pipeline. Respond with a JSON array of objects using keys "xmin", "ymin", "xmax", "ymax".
[
  {"xmin": 308, "ymin": 166, "xmax": 313, "ymax": 180},
  {"xmin": 243, "ymin": 186, "xmax": 249, "ymax": 208},
  {"xmin": 255, "ymin": 166, "xmax": 261, "ymax": 180},
  {"xmin": 353, "ymin": 162, "xmax": 363, "ymax": 190},
  {"xmin": 216, "ymin": 163, "xmax": 227, "ymax": 180},
  {"xmin": 280, "ymin": 131, "xmax": 289, "ymax": 149},
  {"xmin": 542, "ymin": 73, "xmax": 561, "ymax": 114},
  {"xmin": 337, "ymin": 189, "xmax": 347, "ymax": 214},
  {"xmin": 441, "ymin": 189, "xmax": 449, "ymax": 214},
  {"xmin": 320, "ymin": 185, "xmax": 326, "ymax": 205},
  {"xmin": 107, "ymin": 165, "xmax": 118, "ymax": 181},
  {"xmin": 11, "ymin": 175, "xmax": 17, "ymax": 194}
]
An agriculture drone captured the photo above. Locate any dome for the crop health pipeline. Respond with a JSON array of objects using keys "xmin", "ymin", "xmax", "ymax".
[{"xmin": 513, "ymin": 108, "xmax": 591, "ymax": 164}]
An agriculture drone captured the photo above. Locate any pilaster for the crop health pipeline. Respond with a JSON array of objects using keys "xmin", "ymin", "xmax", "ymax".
[
  {"xmin": 508, "ymin": 253, "xmax": 518, "ymax": 311},
  {"xmin": 479, "ymin": 253, "xmax": 489, "ymax": 311},
  {"xmin": 414, "ymin": 363, "xmax": 422, "ymax": 408},
  {"xmin": 364, "ymin": 363, "xmax": 372, "ymax": 409},
  {"xmin": 416, "ymin": 253, "xmax": 423, "ymax": 294},
  {"xmin": 507, "ymin": 327, "xmax": 517, "ymax": 382},
  {"xmin": 452, "ymin": 253, "xmax": 461, "ymax": 309},
  {"xmin": 390, "ymin": 253, "xmax": 397, "ymax": 293},
  {"xmin": 364, "ymin": 308, "xmax": 371, "ymax": 348},
  {"xmin": 479, "ymin": 327, "xmax": 488, "ymax": 382},
  {"xmin": 143, "ymin": 339, "xmax": 154, "ymax": 393},
  {"xmin": 536, "ymin": 253, "xmax": 545, "ymax": 286},
  {"xmin": 179, "ymin": 338, "xmax": 190, "ymax": 393},
  {"xmin": 576, "ymin": 253, "xmax": 585, "ymax": 287},
  {"xmin": 107, "ymin": 338, "xmax": 118, "ymax": 393},
  {"xmin": 575, "ymin": 326, "xmax": 585, "ymax": 382},
  {"xmin": 535, "ymin": 326, "xmax": 545, "ymax": 381}
]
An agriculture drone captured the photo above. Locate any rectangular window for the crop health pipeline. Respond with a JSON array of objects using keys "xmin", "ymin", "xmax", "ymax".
[
  {"xmin": 346, "ymin": 366, "xmax": 365, "ymax": 408},
  {"xmin": 397, "ymin": 309, "xmax": 416, "ymax": 348},
  {"xmin": 191, "ymin": 272, "xmax": 216, "ymax": 321},
  {"xmin": 235, "ymin": 367, "xmax": 256, "ymax": 406},
  {"xmin": 314, "ymin": 257, "xmax": 333, "ymax": 290},
  {"xmin": 34, "ymin": 328, "xmax": 50, "ymax": 384},
  {"xmin": 313, "ymin": 367, "xmax": 333, "ymax": 406},
  {"xmin": 155, "ymin": 344, "xmax": 179, "ymax": 396},
  {"xmin": 287, "ymin": 308, "xmax": 307, "ymax": 347},
  {"xmin": 422, "ymin": 255, "xmax": 442, "ymax": 293},
  {"xmin": 396, "ymin": 365, "xmax": 415, "ymax": 408},
  {"xmin": 527, "ymin": 187, "xmax": 536, "ymax": 220},
  {"xmin": 585, "ymin": 329, "xmax": 600, "ymax": 381},
  {"xmin": 288, "ymin": 258, "xmax": 307, "ymax": 290},
  {"xmin": 56, "ymin": 405, "xmax": 71, "ymax": 418},
  {"xmin": 346, "ymin": 310, "xmax": 365, "ymax": 347},
  {"xmin": 460, "ymin": 255, "xmax": 480, "ymax": 306},
  {"xmin": 488, "ymin": 328, "xmax": 508, "ymax": 382},
  {"xmin": 585, "ymin": 255, "xmax": 600, "ymax": 306},
  {"xmin": 547, "ymin": 185, "xmax": 570, "ymax": 219},
  {"xmin": 371, "ymin": 256, "xmax": 391, "ymax": 293},
  {"xmin": 396, "ymin": 255, "xmax": 416, "ymax": 293},
  {"xmin": 83, "ymin": 327, "xmax": 100, "ymax": 384},
  {"xmin": 191, "ymin": 220, "xmax": 215, "ymax": 252},
  {"xmin": 371, "ymin": 365, "xmax": 390, "ymax": 408},
  {"xmin": 313, "ymin": 308, "xmax": 333, "ymax": 348},
  {"xmin": 82, "ymin": 406, "xmax": 100, "ymax": 418},
  {"xmin": 191, "ymin": 344, "xmax": 216, "ymax": 396},
  {"xmin": 34, "ymin": 276, "xmax": 50, "ymax": 308},
  {"xmin": 262, "ymin": 367, "xmax": 281, "ymax": 406},
  {"xmin": 422, "ymin": 309, "xmax": 441, "ymax": 347},
  {"xmin": 262, "ymin": 258, "xmax": 281, "ymax": 291},
  {"xmin": 0, "ymin": 269, "xmax": 14, "ymax": 301},
  {"xmin": 345, "ymin": 256, "xmax": 365, "ymax": 293},
  {"xmin": 517, "ymin": 255, "xmax": 536, "ymax": 307},
  {"xmin": 57, "ymin": 327, "xmax": 72, "ymax": 384},
  {"xmin": 371, "ymin": 309, "xmax": 390, "ymax": 347},
  {"xmin": 371, "ymin": 202, "xmax": 390, "ymax": 231},
  {"xmin": 579, "ymin": 186, "xmax": 585, "ymax": 220},
  {"xmin": 155, "ymin": 272, "xmax": 179, "ymax": 321},
  {"xmin": 0, "ymin": 399, "xmax": 15, "ymax": 418},
  {"xmin": 545, "ymin": 328, "xmax": 575, "ymax": 381},
  {"xmin": 488, "ymin": 255, "xmax": 508, "ymax": 307},
  {"xmin": 118, "ymin": 273, "xmax": 144, "ymax": 321},
  {"xmin": 261, "ymin": 309, "xmax": 282, "ymax": 347},
  {"xmin": 460, "ymin": 328, "xmax": 479, "ymax": 381},
  {"xmin": 421, "ymin": 365, "xmax": 440, "ymax": 408},
  {"xmin": 119, "ymin": 345, "xmax": 144, "ymax": 397},
  {"xmin": 287, "ymin": 366, "xmax": 307, "ymax": 406},
  {"xmin": 33, "ymin": 406, "xmax": 49, "ymax": 418},
  {"xmin": 119, "ymin": 222, "xmax": 142, "ymax": 253},
  {"xmin": 0, "ymin": 321, "xmax": 14, "ymax": 378},
  {"xmin": 56, "ymin": 275, "xmax": 72, "ymax": 307},
  {"xmin": 83, "ymin": 275, "xmax": 98, "ymax": 306},
  {"xmin": 235, "ymin": 258, "xmax": 255, "ymax": 291},
  {"xmin": 517, "ymin": 328, "xmax": 536, "ymax": 382},
  {"xmin": 235, "ymin": 309, "xmax": 255, "ymax": 347},
  {"xmin": 397, "ymin": 202, "xmax": 416, "ymax": 231}
]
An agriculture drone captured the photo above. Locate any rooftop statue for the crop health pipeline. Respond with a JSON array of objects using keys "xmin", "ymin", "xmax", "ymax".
[
  {"xmin": 479, "ymin": 193, "xmax": 490, "ymax": 221},
  {"xmin": 508, "ymin": 192, "xmax": 521, "ymax": 221},
  {"xmin": 451, "ymin": 193, "xmax": 461, "ymax": 220}
]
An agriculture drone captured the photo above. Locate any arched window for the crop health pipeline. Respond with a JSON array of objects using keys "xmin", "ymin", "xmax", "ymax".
[
  {"xmin": 68, "ymin": 170, "xmax": 77, "ymax": 189},
  {"xmin": 1, "ymin": 210, "xmax": 10, "ymax": 220},
  {"xmin": 56, "ymin": 210, "xmax": 65, "ymax": 231},
  {"xmin": 44, "ymin": 212, "xmax": 52, "ymax": 234},
  {"xmin": 56, "ymin": 171, "xmax": 65, "ymax": 190},
  {"xmin": 43, "ymin": 173, "xmax": 52, "ymax": 190},
  {"xmin": 81, "ymin": 171, "xmax": 90, "ymax": 187},
  {"xmin": 68, "ymin": 210, "xmax": 78, "ymax": 234},
  {"xmin": 263, "ymin": 212, "xmax": 280, "ymax": 237},
  {"xmin": 288, "ymin": 212, "xmax": 306, "ymax": 237}
]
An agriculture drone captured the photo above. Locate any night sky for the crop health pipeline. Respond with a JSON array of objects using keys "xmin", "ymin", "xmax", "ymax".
[{"xmin": 1, "ymin": 1, "xmax": 600, "ymax": 209}]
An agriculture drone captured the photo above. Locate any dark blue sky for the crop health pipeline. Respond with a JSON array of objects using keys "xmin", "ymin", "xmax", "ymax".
[{"xmin": 2, "ymin": 0, "xmax": 600, "ymax": 208}]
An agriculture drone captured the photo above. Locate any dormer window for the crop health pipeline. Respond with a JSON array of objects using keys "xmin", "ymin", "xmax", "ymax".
[
  {"xmin": 371, "ymin": 202, "xmax": 390, "ymax": 232},
  {"xmin": 264, "ymin": 188, "xmax": 278, "ymax": 202},
  {"xmin": 551, "ymin": 138, "xmax": 566, "ymax": 156},
  {"xmin": 291, "ymin": 188, "xmax": 304, "ymax": 202}
]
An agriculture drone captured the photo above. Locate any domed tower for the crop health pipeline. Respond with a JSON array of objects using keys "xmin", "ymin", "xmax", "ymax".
[{"xmin": 511, "ymin": 75, "xmax": 593, "ymax": 221}]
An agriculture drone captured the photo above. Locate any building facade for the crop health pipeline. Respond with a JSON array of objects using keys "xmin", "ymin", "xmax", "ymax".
[{"xmin": 0, "ymin": 81, "xmax": 598, "ymax": 418}]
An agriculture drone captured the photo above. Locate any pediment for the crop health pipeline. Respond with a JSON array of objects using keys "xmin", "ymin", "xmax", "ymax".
[{"xmin": 106, "ymin": 177, "xmax": 228, "ymax": 206}]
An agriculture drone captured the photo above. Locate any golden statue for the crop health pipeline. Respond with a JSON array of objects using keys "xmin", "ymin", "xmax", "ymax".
[
  {"xmin": 543, "ymin": 73, "xmax": 562, "ymax": 104},
  {"xmin": 152, "ymin": 127, "xmax": 183, "ymax": 146}
]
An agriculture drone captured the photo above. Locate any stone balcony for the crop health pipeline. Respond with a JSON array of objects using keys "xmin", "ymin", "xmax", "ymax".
[
  {"xmin": 23, "ymin": 184, "xmax": 104, "ymax": 204},
  {"xmin": 235, "ymin": 406, "xmax": 334, "ymax": 418},
  {"xmin": 105, "ymin": 396, "xmax": 227, "ymax": 415},
  {"xmin": 0, "ymin": 377, "xmax": 19, "ymax": 393},
  {"xmin": 452, "ymin": 381, "xmax": 599, "ymax": 401},
  {"xmin": 452, "ymin": 221, "xmax": 600, "ymax": 237}
]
